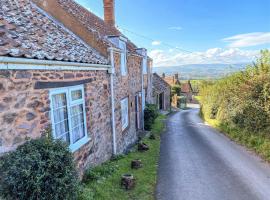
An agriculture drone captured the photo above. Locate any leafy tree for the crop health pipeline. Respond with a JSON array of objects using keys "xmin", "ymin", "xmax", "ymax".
[{"xmin": 171, "ymin": 85, "xmax": 181, "ymax": 96}]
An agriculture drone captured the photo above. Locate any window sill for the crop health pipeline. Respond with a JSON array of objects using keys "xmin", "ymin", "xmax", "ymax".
[{"xmin": 70, "ymin": 137, "xmax": 91, "ymax": 153}]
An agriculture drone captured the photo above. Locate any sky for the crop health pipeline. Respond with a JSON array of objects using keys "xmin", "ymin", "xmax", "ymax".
[{"xmin": 76, "ymin": 0, "xmax": 270, "ymax": 66}]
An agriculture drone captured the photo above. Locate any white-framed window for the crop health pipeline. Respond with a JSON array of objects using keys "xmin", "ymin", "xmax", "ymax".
[
  {"xmin": 121, "ymin": 97, "xmax": 129, "ymax": 130},
  {"xmin": 119, "ymin": 40, "xmax": 127, "ymax": 76},
  {"xmin": 143, "ymin": 57, "xmax": 147, "ymax": 74},
  {"xmin": 142, "ymin": 88, "xmax": 146, "ymax": 111},
  {"xmin": 50, "ymin": 85, "xmax": 89, "ymax": 152}
]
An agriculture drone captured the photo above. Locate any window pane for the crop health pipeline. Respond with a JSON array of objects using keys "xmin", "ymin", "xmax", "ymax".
[
  {"xmin": 55, "ymin": 120, "xmax": 70, "ymax": 144},
  {"xmin": 53, "ymin": 107, "xmax": 68, "ymax": 123},
  {"xmin": 52, "ymin": 93, "xmax": 67, "ymax": 109},
  {"xmin": 70, "ymin": 104, "xmax": 85, "ymax": 144},
  {"xmin": 71, "ymin": 112, "xmax": 84, "ymax": 127},
  {"xmin": 70, "ymin": 104, "xmax": 83, "ymax": 116},
  {"xmin": 121, "ymin": 98, "xmax": 129, "ymax": 130},
  {"xmin": 121, "ymin": 53, "xmax": 127, "ymax": 75},
  {"xmin": 71, "ymin": 90, "xmax": 82, "ymax": 101},
  {"xmin": 143, "ymin": 58, "xmax": 147, "ymax": 74},
  {"xmin": 72, "ymin": 124, "xmax": 85, "ymax": 143},
  {"xmin": 52, "ymin": 93, "xmax": 70, "ymax": 144}
]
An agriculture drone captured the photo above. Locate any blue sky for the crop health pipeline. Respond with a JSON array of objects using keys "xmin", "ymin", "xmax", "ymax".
[{"xmin": 76, "ymin": 0, "xmax": 270, "ymax": 66}]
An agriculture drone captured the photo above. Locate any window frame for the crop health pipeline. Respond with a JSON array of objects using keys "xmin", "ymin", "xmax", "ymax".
[
  {"xmin": 142, "ymin": 57, "xmax": 147, "ymax": 74},
  {"xmin": 119, "ymin": 40, "xmax": 127, "ymax": 76},
  {"xmin": 120, "ymin": 97, "xmax": 129, "ymax": 131},
  {"xmin": 50, "ymin": 85, "xmax": 89, "ymax": 152}
]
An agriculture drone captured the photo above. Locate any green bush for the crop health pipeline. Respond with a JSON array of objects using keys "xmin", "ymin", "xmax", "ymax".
[
  {"xmin": 144, "ymin": 104, "xmax": 158, "ymax": 131},
  {"xmin": 0, "ymin": 137, "xmax": 79, "ymax": 200}
]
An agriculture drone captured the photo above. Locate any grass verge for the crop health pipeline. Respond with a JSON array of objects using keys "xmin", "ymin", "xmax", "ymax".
[
  {"xmin": 202, "ymin": 113, "xmax": 270, "ymax": 162},
  {"xmin": 79, "ymin": 114, "xmax": 166, "ymax": 200}
]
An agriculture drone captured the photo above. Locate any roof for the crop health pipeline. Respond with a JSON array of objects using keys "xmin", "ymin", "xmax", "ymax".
[
  {"xmin": 0, "ymin": 0, "xmax": 108, "ymax": 64},
  {"xmin": 181, "ymin": 82, "xmax": 193, "ymax": 93},
  {"xmin": 163, "ymin": 77, "xmax": 181, "ymax": 86},
  {"xmin": 57, "ymin": 0, "xmax": 139, "ymax": 53},
  {"xmin": 153, "ymin": 73, "xmax": 171, "ymax": 88}
]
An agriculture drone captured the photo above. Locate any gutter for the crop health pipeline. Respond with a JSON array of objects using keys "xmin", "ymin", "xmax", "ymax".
[
  {"xmin": 0, "ymin": 57, "xmax": 111, "ymax": 71},
  {"xmin": 109, "ymin": 49, "xmax": 117, "ymax": 155}
]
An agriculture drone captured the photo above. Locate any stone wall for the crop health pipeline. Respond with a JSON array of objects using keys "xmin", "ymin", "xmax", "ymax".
[
  {"xmin": 0, "ymin": 52, "xmax": 152, "ymax": 176},
  {"xmin": 113, "ymin": 52, "xmax": 142, "ymax": 154},
  {"xmin": 0, "ymin": 69, "xmax": 112, "ymax": 176},
  {"xmin": 152, "ymin": 73, "xmax": 171, "ymax": 111}
]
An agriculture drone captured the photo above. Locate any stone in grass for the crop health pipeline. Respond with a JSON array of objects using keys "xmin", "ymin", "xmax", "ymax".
[
  {"xmin": 138, "ymin": 142, "xmax": 149, "ymax": 152},
  {"xmin": 131, "ymin": 159, "xmax": 143, "ymax": 169},
  {"xmin": 121, "ymin": 174, "xmax": 135, "ymax": 190},
  {"xmin": 149, "ymin": 134, "xmax": 156, "ymax": 140}
]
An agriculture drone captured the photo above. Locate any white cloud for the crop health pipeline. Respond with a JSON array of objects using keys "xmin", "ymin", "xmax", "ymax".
[
  {"xmin": 222, "ymin": 32, "xmax": 270, "ymax": 48},
  {"xmin": 149, "ymin": 48, "xmax": 260, "ymax": 67},
  {"xmin": 168, "ymin": 26, "xmax": 183, "ymax": 31},
  {"xmin": 151, "ymin": 41, "xmax": 162, "ymax": 46}
]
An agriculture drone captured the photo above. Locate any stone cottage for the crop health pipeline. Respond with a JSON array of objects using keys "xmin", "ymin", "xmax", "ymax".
[
  {"xmin": 0, "ymin": 0, "xmax": 152, "ymax": 176},
  {"xmin": 152, "ymin": 73, "xmax": 171, "ymax": 111},
  {"xmin": 181, "ymin": 81, "xmax": 194, "ymax": 103}
]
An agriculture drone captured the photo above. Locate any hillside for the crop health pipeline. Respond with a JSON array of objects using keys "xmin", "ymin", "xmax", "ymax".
[{"xmin": 153, "ymin": 63, "xmax": 249, "ymax": 80}]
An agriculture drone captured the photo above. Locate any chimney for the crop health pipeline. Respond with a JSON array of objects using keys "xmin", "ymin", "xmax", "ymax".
[
  {"xmin": 103, "ymin": 0, "xmax": 115, "ymax": 26},
  {"xmin": 162, "ymin": 73, "xmax": 165, "ymax": 78},
  {"xmin": 175, "ymin": 73, "xmax": 179, "ymax": 80}
]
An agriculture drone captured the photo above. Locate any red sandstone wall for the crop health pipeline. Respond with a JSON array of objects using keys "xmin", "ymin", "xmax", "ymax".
[{"xmin": 0, "ymin": 69, "xmax": 112, "ymax": 176}]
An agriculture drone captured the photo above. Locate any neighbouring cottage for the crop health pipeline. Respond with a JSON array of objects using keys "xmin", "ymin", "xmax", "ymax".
[
  {"xmin": 0, "ymin": 0, "xmax": 153, "ymax": 176},
  {"xmin": 162, "ymin": 73, "xmax": 181, "ymax": 86},
  {"xmin": 152, "ymin": 73, "xmax": 171, "ymax": 111},
  {"xmin": 181, "ymin": 81, "xmax": 194, "ymax": 103}
]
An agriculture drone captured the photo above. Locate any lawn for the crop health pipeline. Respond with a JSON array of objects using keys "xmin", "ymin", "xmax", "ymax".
[{"xmin": 80, "ymin": 114, "xmax": 166, "ymax": 200}]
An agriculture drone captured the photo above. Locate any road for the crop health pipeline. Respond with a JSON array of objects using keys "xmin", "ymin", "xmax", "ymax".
[{"xmin": 156, "ymin": 108, "xmax": 270, "ymax": 200}]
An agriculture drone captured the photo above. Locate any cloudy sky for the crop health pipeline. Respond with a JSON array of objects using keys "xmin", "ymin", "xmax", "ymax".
[{"xmin": 77, "ymin": 0, "xmax": 270, "ymax": 66}]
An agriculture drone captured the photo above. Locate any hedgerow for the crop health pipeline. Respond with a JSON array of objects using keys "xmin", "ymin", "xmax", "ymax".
[{"xmin": 199, "ymin": 50, "xmax": 270, "ymax": 160}]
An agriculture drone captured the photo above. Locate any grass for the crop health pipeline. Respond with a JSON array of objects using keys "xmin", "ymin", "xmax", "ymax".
[
  {"xmin": 201, "ymin": 112, "xmax": 270, "ymax": 162},
  {"xmin": 79, "ymin": 114, "xmax": 166, "ymax": 200}
]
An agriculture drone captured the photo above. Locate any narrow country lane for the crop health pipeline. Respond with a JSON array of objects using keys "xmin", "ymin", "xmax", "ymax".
[{"xmin": 156, "ymin": 108, "xmax": 270, "ymax": 200}]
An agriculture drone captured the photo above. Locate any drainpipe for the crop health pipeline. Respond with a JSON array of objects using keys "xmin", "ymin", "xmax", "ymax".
[
  {"xmin": 141, "ymin": 57, "xmax": 145, "ymax": 131},
  {"xmin": 109, "ymin": 48, "xmax": 117, "ymax": 155}
]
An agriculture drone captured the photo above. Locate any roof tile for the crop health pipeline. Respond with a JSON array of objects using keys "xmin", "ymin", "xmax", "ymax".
[
  {"xmin": 57, "ymin": 0, "xmax": 139, "ymax": 53},
  {"xmin": 0, "ymin": 0, "xmax": 108, "ymax": 65}
]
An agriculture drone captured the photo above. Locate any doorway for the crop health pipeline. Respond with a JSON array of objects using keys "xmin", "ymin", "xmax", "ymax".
[{"xmin": 158, "ymin": 92, "xmax": 164, "ymax": 110}]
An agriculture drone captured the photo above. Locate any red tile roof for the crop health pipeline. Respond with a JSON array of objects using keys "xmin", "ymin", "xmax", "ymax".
[
  {"xmin": 0, "ymin": 0, "xmax": 108, "ymax": 64},
  {"xmin": 57, "ymin": 0, "xmax": 138, "ymax": 53}
]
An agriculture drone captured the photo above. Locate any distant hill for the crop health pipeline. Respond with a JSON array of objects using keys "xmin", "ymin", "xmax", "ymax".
[{"xmin": 153, "ymin": 63, "xmax": 250, "ymax": 80}]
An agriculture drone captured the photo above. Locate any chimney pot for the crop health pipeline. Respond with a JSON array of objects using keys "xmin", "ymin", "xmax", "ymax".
[{"xmin": 103, "ymin": 0, "xmax": 115, "ymax": 27}]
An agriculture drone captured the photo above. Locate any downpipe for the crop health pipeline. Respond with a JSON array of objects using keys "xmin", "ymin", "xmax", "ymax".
[{"xmin": 109, "ymin": 48, "xmax": 117, "ymax": 155}]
